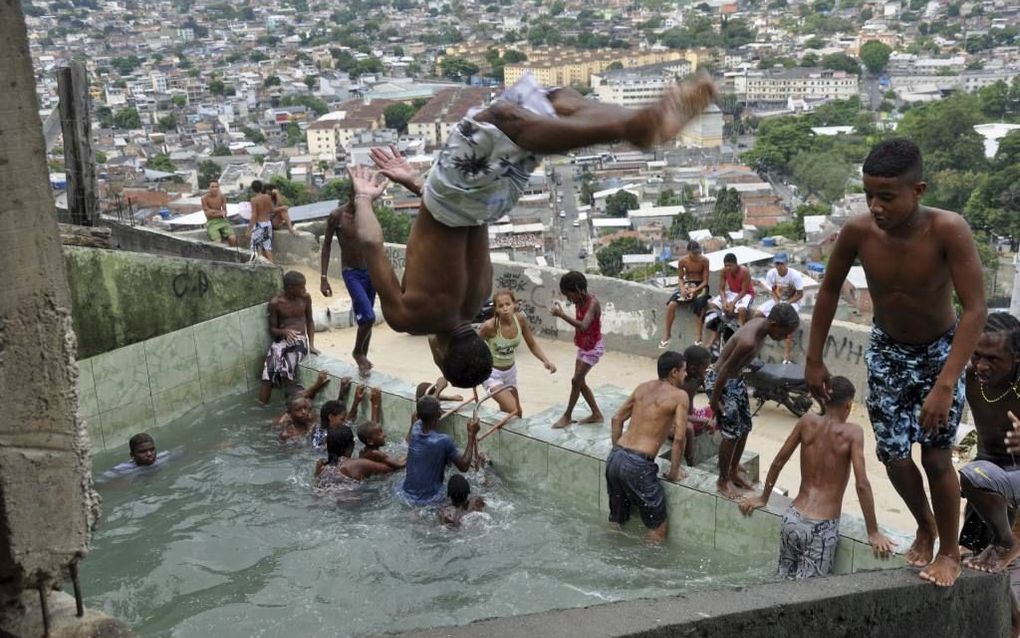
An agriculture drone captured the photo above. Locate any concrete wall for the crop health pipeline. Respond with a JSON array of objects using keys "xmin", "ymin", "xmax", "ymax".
[
  {"xmin": 65, "ymin": 247, "xmax": 282, "ymax": 359},
  {"xmin": 104, "ymin": 220, "xmax": 251, "ymax": 264},
  {"xmin": 79, "ymin": 304, "xmax": 272, "ymax": 454},
  {"xmin": 393, "ymin": 569, "xmax": 1011, "ymax": 638}
]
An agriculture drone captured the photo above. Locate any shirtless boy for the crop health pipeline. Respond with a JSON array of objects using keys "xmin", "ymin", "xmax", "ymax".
[
  {"xmin": 680, "ymin": 345, "xmax": 713, "ymax": 466},
  {"xmin": 321, "ymin": 199, "xmax": 376, "ymax": 378},
  {"xmin": 202, "ymin": 180, "xmax": 237, "ymax": 247},
  {"xmin": 346, "ymin": 73, "xmax": 716, "ymax": 387},
  {"xmin": 707, "ymin": 304, "xmax": 799, "ymax": 498},
  {"xmin": 247, "ymin": 180, "xmax": 275, "ymax": 263},
  {"xmin": 959, "ymin": 313, "xmax": 1020, "ymax": 574},
  {"xmin": 660, "ymin": 240, "xmax": 710, "ymax": 348},
  {"xmin": 606, "ymin": 351, "xmax": 690, "ymax": 543},
  {"xmin": 259, "ymin": 271, "xmax": 320, "ymax": 404},
  {"xmin": 806, "ymin": 138, "xmax": 986, "ymax": 587},
  {"xmin": 265, "ymin": 184, "xmax": 295, "ymax": 234},
  {"xmin": 277, "ymin": 370, "xmax": 330, "ymax": 442},
  {"xmin": 739, "ymin": 376, "xmax": 895, "ymax": 579}
]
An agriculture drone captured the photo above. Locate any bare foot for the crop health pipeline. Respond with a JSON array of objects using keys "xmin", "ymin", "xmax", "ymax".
[
  {"xmin": 919, "ymin": 554, "xmax": 961, "ymax": 587},
  {"xmin": 578, "ymin": 413, "xmax": 604, "ymax": 424},
  {"xmin": 353, "ymin": 354, "xmax": 372, "ymax": 378},
  {"xmin": 717, "ymin": 479, "xmax": 745, "ymax": 500},
  {"xmin": 731, "ymin": 473, "xmax": 755, "ymax": 490},
  {"xmin": 964, "ymin": 545, "xmax": 995, "ymax": 570},
  {"xmin": 976, "ymin": 542, "xmax": 1020, "ymax": 573},
  {"xmin": 632, "ymin": 76, "xmax": 717, "ymax": 147},
  {"xmin": 905, "ymin": 528, "xmax": 936, "ymax": 567},
  {"xmin": 552, "ymin": 415, "xmax": 574, "ymax": 429}
]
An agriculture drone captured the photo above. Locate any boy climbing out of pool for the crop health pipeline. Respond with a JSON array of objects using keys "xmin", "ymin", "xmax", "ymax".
[
  {"xmin": 321, "ymin": 197, "xmax": 376, "ymax": 378},
  {"xmin": 552, "ymin": 271, "xmax": 604, "ymax": 428},
  {"xmin": 707, "ymin": 303, "xmax": 800, "ymax": 499},
  {"xmin": 805, "ymin": 138, "xmax": 986, "ymax": 588},
  {"xmin": 260, "ymin": 271, "xmax": 320, "ymax": 405},
  {"xmin": 357, "ymin": 419, "xmax": 406, "ymax": 470},
  {"xmin": 439, "ymin": 474, "xmax": 486, "ymax": 527},
  {"xmin": 607, "ymin": 351, "xmax": 690, "ymax": 543},
  {"xmin": 347, "ymin": 73, "xmax": 717, "ymax": 388},
  {"xmin": 400, "ymin": 395, "xmax": 481, "ymax": 505},
  {"xmin": 315, "ymin": 427, "xmax": 399, "ymax": 487},
  {"xmin": 739, "ymin": 376, "xmax": 895, "ymax": 579},
  {"xmin": 276, "ymin": 370, "xmax": 331, "ymax": 442}
]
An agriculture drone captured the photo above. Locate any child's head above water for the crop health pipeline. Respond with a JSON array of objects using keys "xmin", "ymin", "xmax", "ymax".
[
  {"xmin": 320, "ymin": 400, "xmax": 347, "ymax": 430},
  {"xmin": 286, "ymin": 393, "xmax": 314, "ymax": 426},
  {"xmin": 325, "ymin": 426, "xmax": 355, "ymax": 464},
  {"xmin": 356, "ymin": 421, "xmax": 386, "ymax": 448},
  {"xmin": 416, "ymin": 395, "xmax": 441, "ymax": 425},
  {"xmin": 447, "ymin": 474, "xmax": 471, "ymax": 508},
  {"xmin": 129, "ymin": 433, "xmax": 157, "ymax": 466}
]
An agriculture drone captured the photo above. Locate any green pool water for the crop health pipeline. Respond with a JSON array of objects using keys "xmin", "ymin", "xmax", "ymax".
[{"xmin": 83, "ymin": 393, "xmax": 769, "ymax": 637}]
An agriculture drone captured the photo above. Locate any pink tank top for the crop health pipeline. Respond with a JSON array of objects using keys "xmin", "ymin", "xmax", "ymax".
[
  {"xmin": 725, "ymin": 266, "xmax": 752, "ymax": 295},
  {"xmin": 574, "ymin": 294, "xmax": 602, "ymax": 351}
]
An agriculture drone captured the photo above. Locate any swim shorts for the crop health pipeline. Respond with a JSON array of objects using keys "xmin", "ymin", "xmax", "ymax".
[
  {"xmin": 777, "ymin": 506, "xmax": 840, "ymax": 580},
  {"xmin": 483, "ymin": 364, "xmax": 518, "ymax": 393},
  {"xmin": 960, "ymin": 460, "xmax": 1020, "ymax": 509},
  {"xmin": 709, "ymin": 291, "xmax": 753, "ymax": 313},
  {"xmin": 605, "ymin": 446, "xmax": 667, "ymax": 530},
  {"xmin": 668, "ymin": 283, "xmax": 709, "ymax": 315},
  {"xmin": 576, "ymin": 337, "xmax": 605, "ymax": 367},
  {"xmin": 703, "ymin": 368, "xmax": 751, "ymax": 440},
  {"xmin": 342, "ymin": 267, "xmax": 376, "ymax": 325},
  {"xmin": 250, "ymin": 220, "xmax": 273, "ymax": 253},
  {"xmin": 865, "ymin": 323, "xmax": 965, "ymax": 464},
  {"xmin": 206, "ymin": 217, "xmax": 235, "ymax": 241}
]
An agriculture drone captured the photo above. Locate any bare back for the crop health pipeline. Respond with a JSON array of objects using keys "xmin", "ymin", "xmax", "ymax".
[
  {"xmin": 325, "ymin": 206, "xmax": 368, "ymax": 269},
  {"xmin": 792, "ymin": 413, "xmax": 861, "ymax": 521},
  {"xmin": 617, "ymin": 380, "xmax": 689, "ymax": 458},
  {"xmin": 843, "ymin": 209, "xmax": 971, "ymax": 344},
  {"xmin": 251, "ymin": 193, "xmax": 274, "ymax": 224}
]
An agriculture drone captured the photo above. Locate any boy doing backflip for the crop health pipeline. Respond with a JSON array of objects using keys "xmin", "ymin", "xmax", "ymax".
[
  {"xmin": 806, "ymin": 138, "xmax": 986, "ymax": 587},
  {"xmin": 740, "ymin": 377, "xmax": 894, "ymax": 579},
  {"xmin": 345, "ymin": 74, "xmax": 717, "ymax": 388}
]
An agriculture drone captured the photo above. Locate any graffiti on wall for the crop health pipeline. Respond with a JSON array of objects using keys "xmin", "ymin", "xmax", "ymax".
[
  {"xmin": 172, "ymin": 267, "xmax": 211, "ymax": 298},
  {"xmin": 494, "ymin": 269, "xmax": 559, "ymax": 338}
]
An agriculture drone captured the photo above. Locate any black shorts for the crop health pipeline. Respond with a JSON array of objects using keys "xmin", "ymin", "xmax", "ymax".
[
  {"xmin": 667, "ymin": 284, "xmax": 709, "ymax": 315},
  {"xmin": 605, "ymin": 446, "xmax": 667, "ymax": 529}
]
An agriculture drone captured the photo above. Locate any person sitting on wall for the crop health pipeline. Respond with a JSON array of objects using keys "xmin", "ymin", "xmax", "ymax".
[
  {"xmin": 315, "ymin": 426, "xmax": 399, "ymax": 489},
  {"xmin": 739, "ymin": 376, "xmax": 895, "ymax": 580},
  {"xmin": 704, "ymin": 252, "xmax": 755, "ymax": 354},
  {"xmin": 752, "ymin": 252, "xmax": 805, "ymax": 365},
  {"xmin": 659, "ymin": 240, "xmax": 710, "ymax": 348},
  {"xmin": 357, "ymin": 418, "xmax": 406, "ymax": 470},
  {"xmin": 276, "ymin": 370, "xmax": 330, "ymax": 443},
  {"xmin": 439, "ymin": 474, "xmax": 486, "ymax": 527},
  {"xmin": 264, "ymin": 183, "xmax": 295, "ymax": 235},
  {"xmin": 706, "ymin": 303, "xmax": 800, "ymax": 499},
  {"xmin": 344, "ymin": 73, "xmax": 716, "ymax": 388},
  {"xmin": 105, "ymin": 433, "xmax": 169, "ymax": 476},
  {"xmin": 201, "ymin": 179, "xmax": 237, "ymax": 247},
  {"xmin": 398, "ymin": 396, "xmax": 480, "ymax": 506},
  {"xmin": 259, "ymin": 270, "xmax": 320, "ymax": 405},
  {"xmin": 606, "ymin": 351, "xmax": 691, "ymax": 544}
]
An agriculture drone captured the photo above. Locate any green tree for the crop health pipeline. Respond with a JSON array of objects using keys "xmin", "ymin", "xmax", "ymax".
[
  {"xmin": 147, "ymin": 154, "xmax": 175, "ymax": 172},
  {"xmin": 896, "ymin": 94, "xmax": 987, "ymax": 174},
  {"xmin": 605, "ymin": 190, "xmax": 639, "ymax": 217},
  {"xmin": 375, "ymin": 205, "xmax": 413, "ymax": 243},
  {"xmin": 319, "ymin": 179, "xmax": 351, "ymax": 201},
  {"xmin": 209, "ymin": 79, "xmax": 226, "ymax": 95},
  {"xmin": 859, "ymin": 40, "xmax": 892, "ymax": 75},
  {"xmin": 596, "ymin": 237, "xmax": 649, "ymax": 278},
  {"xmin": 304, "ymin": 74, "xmax": 318, "ymax": 90},
  {"xmin": 994, "ymin": 130, "xmax": 1020, "ymax": 169},
  {"xmin": 384, "ymin": 102, "xmax": 416, "ymax": 133},
  {"xmin": 800, "ymin": 52, "xmax": 819, "ymax": 67},
  {"xmin": 821, "ymin": 53, "xmax": 861, "ymax": 75},
  {"xmin": 285, "ymin": 121, "xmax": 303, "ymax": 146},
  {"xmin": 668, "ymin": 212, "xmax": 697, "ymax": 239},
  {"xmin": 211, "ymin": 143, "xmax": 232, "ymax": 156},
  {"xmin": 94, "ymin": 150, "xmax": 108, "ymax": 164},
  {"xmin": 156, "ymin": 113, "xmax": 177, "ymax": 132},
  {"xmin": 742, "ymin": 117, "xmax": 814, "ymax": 173},
  {"xmin": 197, "ymin": 160, "xmax": 221, "ymax": 189},
  {"xmin": 270, "ymin": 176, "xmax": 314, "ymax": 206},
  {"xmin": 96, "ymin": 105, "xmax": 113, "ymax": 128},
  {"xmin": 924, "ymin": 169, "xmax": 982, "ymax": 211},
  {"xmin": 171, "ymin": 94, "xmax": 187, "ymax": 107},
  {"xmin": 790, "ymin": 151, "xmax": 852, "ymax": 203},
  {"xmin": 440, "ymin": 56, "xmax": 480, "ymax": 82},
  {"xmin": 263, "ymin": 75, "xmax": 281, "ymax": 88},
  {"xmin": 708, "ymin": 188, "xmax": 744, "ymax": 236},
  {"xmin": 242, "ymin": 126, "xmax": 266, "ymax": 144},
  {"xmin": 113, "ymin": 107, "xmax": 141, "ymax": 129}
]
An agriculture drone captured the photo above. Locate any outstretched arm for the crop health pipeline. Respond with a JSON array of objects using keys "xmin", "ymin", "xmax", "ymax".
[
  {"xmin": 519, "ymin": 313, "xmax": 556, "ymax": 373},
  {"xmin": 739, "ymin": 419, "xmax": 802, "ymax": 515},
  {"xmin": 370, "ymin": 146, "xmax": 424, "ymax": 196},
  {"xmin": 452, "ymin": 418, "xmax": 480, "ymax": 472},
  {"xmin": 552, "ymin": 297, "xmax": 600, "ymax": 331},
  {"xmin": 301, "ymin": 370, "xmax": 330, "ymax": 400},
  {"xmin": 304, "ymin": 294, "xmax": 318, "ymax": 354}
]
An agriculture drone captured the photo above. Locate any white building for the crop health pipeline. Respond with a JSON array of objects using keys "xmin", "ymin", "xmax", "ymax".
[
  {"xmin": 590, "ymin": 60, "xmax": 693, "ymax": 108},
  {"xmin": 733, "ymin": 68, "xmax": 859, "ymax": 103}
]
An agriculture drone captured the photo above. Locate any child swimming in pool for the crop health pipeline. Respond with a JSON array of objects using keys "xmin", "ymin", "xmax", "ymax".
[
  {"xmin": 309, "ymin": 379, "xmax": 375, "ymax": 448},
  {"xmin": 276, "ymin": 370, "xmax": 330, "ymax": 443},
  {"xmin": 106, "ymin": 432, "xmax": 169, "ymax": 476},
  {"xmin": 314, "ymin": 427, "xmax": 399, "ymax": 488},
  {"xmin": 439, "ymin": 474, "xmax": 485, "ymax": 527},
  {"xmin": 357, "ymin": 421, "xmax": 406, "ymax": 470}
]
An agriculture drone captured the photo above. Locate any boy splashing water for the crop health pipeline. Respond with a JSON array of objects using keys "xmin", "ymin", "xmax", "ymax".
[
  {"xmin": 346, "ymin": 74, "xmax": 717, "ymax": 388},
  {"xmin": 806, "ymin": 138, "xmax": 986, "ymax": 587}
]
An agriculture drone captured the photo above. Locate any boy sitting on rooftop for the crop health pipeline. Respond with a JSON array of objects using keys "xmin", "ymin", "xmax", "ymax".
[{"xmin": 739, "ymin": 376, "xmax": 895, "ymax": 580}]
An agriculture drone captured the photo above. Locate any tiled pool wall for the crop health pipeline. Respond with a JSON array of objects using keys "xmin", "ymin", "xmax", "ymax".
[
  {"xmin": 77, "ymin": 304, "xmax": 271, "ymax": 453},
  {"xmin": 77, "ymin": 303, "xmax": 908, "ymax": 576}
]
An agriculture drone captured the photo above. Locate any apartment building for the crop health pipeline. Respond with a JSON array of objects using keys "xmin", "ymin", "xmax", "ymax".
[
  {"xmin": 733, "ymin": 68, "xmax": 859, "ymax": 103},
  {"xmin": 590, "ymin": 60, "xmax": 694, "ymax": 108},
  {"xmin": 305, "ymin": 98, "xmax": 394, "ymax": 159},
  {"xmin": 504, "ymin": 49, "xmax": 699, "ymax": 88},
  {"xmin": 406, "ymin": 86, "xmax": 492, "ymax": 148}
]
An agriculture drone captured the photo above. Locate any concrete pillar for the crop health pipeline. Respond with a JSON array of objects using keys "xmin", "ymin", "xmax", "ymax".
[
  {"xmin": 1011, "ymin": 253, "xmax": 1020, "ymax": 317},
  {"xmin": 0, "ymin": 0, "xmax": 99, "ymax": 614}
]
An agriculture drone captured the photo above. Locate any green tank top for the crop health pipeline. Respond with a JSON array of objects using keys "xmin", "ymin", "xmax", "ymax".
[{"xmin": 487, "ymin": 314, "xmax": 523, "ymax": 369}]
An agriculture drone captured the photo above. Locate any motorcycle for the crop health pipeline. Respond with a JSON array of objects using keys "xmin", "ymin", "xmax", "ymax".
[
  {"xmin": 743, "ymin": 359, "xmax": 815, "ymax": 418},
  {"xmin": 703, "ymin": 309, "xmax": 741, "ymax": 361},
  {"xmin": 472, "ymin": 299, "xmax": 494, "ymax": 325}
]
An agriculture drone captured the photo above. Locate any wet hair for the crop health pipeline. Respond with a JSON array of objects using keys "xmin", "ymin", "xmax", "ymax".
[
  {"xmin": 416, "ymin": 395, "xmax": 441, "ymax": 424},
  {"xmin": 985, "ymin": 312, "xmax": 1020, "ymax": 355},
  {"xmin": 723, "ymin": 253, "xmax": 737, "ymax": 265},
  {"xmin": 559, "ymin": 270, "xmax": 588, "ymax": 294},
  {"xmin": 862, "ymin": 138, "xmax": 924, "ymax": 183},
  {"xmin": 320, "ymin": 400, "xmax": 346, "ymax": 429},
  {"xmin": 657, "ymin": 351, "xmax": 685, "ymax": 380},
  {"xmin": 767, "ymin": 302, "xmax": 800, "ymax": 331},
  {"xmin": 325, "ymin": 426, "xmax": 355, "ymax": 465},
  {"xmin": 827, "ymin": 376, "xmax": 856, "ymax": 407},
  {"xmin": 686, "ymin": 240, "xmax": 701, "ymax": 252},
  {"xmin": 683, "ymin": 345, "xmax": 711, "ymax": 370},
  {"xmin": 251, "ymin": 179, "xmax": 263, "ymax": 193},
  {"xmin": 442, "ymin": 330, "xmax": 493, "ymax": 388},
  {"xmin": 129, "ymin": 432, "xmax": 154, "ymax": 452},
  {"xmin": 283, "ymin": 270, "xmax": 306, "ymax": 289},
  {"xmin": 356, "ymin": 421, "xmax": 382, "ymax": 445},
  {"xmin": 415, "ymin": 382, "xmax": 433, "ymax": 400},
  {"xmin": 493, "ymin": 289, "xmax": 518, "ymax": 305},
  {"xmin": 448, "ymin": 473, "xmax": 470, "ymax": 507}
]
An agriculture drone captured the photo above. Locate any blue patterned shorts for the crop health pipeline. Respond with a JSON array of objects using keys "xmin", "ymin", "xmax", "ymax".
[
  {"xmin": 865, "ymin": 323, "xmax": 965, "ymax": 465},
  {"xmin": 777, "ymin": 506, "xmax": 839, "ymax": 580},
  {"xmin": 704, "ymin": 368, "xmax": 752, "ymax": 440}
]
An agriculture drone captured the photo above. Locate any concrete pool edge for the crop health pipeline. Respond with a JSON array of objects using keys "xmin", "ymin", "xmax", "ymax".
[{"xmin": 379, "ymin": 569, "xmax": 1010, "ymax": 638}]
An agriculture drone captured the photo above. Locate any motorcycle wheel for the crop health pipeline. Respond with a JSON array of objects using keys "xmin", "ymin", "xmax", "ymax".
[{"xmin": 782, "ymin": 390, "xmax": 815, "ymax": 417}]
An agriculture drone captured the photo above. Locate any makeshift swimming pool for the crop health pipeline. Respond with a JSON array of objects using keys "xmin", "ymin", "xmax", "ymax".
[{"xmin": 84, "ymin": 393, "xmax": 772, "ymax": 637}]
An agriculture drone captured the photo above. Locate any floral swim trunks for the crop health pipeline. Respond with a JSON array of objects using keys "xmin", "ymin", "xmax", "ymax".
[{"xmin": 864, "ymin": 323, "xmax": 965, "ymax": 465}]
